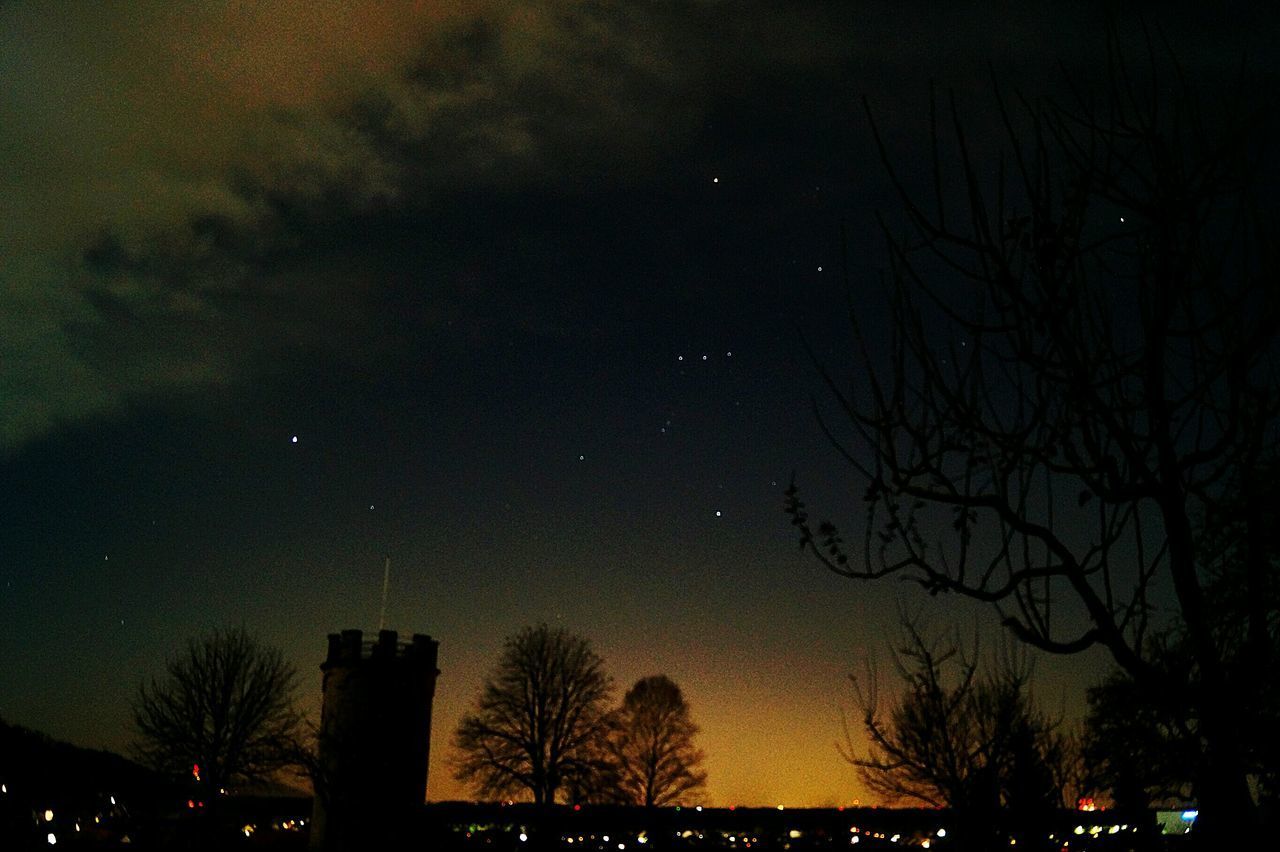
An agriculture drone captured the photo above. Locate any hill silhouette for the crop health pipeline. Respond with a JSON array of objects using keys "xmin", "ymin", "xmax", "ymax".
[{"xmin": 0, "ymin": 716, "xmax": 163, "ymax": 804}]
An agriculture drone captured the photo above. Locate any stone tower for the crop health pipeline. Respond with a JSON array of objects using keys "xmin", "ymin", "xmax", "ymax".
[{"xmin": 310, "ymin": 629, "xmax": 439, "ymax": 851}]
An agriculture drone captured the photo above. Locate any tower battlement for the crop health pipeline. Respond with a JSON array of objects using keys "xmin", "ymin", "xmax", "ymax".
[{"xmin": 323, "ymin": 629, "xmax": 438, "ymax": 666}]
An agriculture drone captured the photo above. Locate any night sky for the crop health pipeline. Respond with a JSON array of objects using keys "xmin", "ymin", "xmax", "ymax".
[{"xmin": 2, "ymin": 1, "xmax": 1275, "ymax": 807}]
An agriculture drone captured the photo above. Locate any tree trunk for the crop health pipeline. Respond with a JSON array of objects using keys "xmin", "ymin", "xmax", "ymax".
[{"xmin": 1194, "ymin": 694, "xmax": 1259, "ymax": 849}]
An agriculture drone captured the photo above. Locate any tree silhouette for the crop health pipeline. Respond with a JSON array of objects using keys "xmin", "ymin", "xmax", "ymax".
[
  {"xmin": 787, "ymin": 39, "xmax": 1277, "ymax": 846},
  {"xmin": 1084, "ymin": 493, "xmax": 1280, "ymax": 819},
  {"xmin": 1083, "ymin": 648, "xmax": 1197, "ymax": 810},
  {"xmin": 453, "ymin": 624, "xmax": 614, "ymax": 806},
  {"xmin": 845, "ymin": 623, "xmax": 1070, "ymax": 850},
  {"xmin": 132, "ymin": 628, "xmax": 304, "ymax": 793},
  {"xmin": 607, "ymin": 675, "xmax": 707, "ymax": 807}
]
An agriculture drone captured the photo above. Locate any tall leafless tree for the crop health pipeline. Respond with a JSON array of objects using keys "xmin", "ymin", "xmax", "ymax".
[
  {"xmin": 132, "ymin": 628, "xmax": 304, "ymax": 793},
  {"xmin": 607, "ymin": 675, "xmax": 707, "ymax": 807},
  {"xmin": 453, "ymin": 624, "xmax": 614, "ymax": 805},
  {"xmin": 787, "ymin": 37, "xmax": 1277, "ymax": 846}
]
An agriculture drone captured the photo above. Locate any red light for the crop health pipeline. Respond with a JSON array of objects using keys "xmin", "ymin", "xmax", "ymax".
[
  {"xmin": 187, "ymin": 800, "xmax": 195, "ymax": 809},
  {"xmin": 573, "ymin": 804, "xmax": 581, "ymax": 812}
]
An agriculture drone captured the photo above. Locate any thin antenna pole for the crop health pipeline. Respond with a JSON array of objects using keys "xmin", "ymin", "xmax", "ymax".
[{"xmin": 379, "ymin": 555, "xmax": 391, "ymax": 631}]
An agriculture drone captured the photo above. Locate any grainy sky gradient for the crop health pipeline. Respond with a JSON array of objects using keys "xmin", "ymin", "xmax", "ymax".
[{"xmin": 2, "ymin": 1, "xmax": 1275, "ymax": 806}]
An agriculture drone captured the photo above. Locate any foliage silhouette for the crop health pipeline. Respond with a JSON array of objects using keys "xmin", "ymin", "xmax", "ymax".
[{"xmin": 1085, "ymin": 493, "xmax": 1280, "ymax": 818}]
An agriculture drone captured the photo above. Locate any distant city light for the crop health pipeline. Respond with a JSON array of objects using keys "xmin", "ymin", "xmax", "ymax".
[
  {"xmin": 937, "ymin": 828, "xmax": 946, "ymax": 837},
  {"xmin": 47, "ymin": 834, "xmax": 56, "ymax": 846},
  {"xmin": 44, "ymin": 809, "xmax": 54, "ymax": 822}
]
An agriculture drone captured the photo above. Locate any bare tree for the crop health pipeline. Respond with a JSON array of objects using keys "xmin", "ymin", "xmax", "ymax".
[
  {"xmin": 132, "ymin": 628, "xmax": 304, "ymax": 793},
  {"xmin": 787, "ymin": 38, "xmax": 1277, "ymax": 846},
  {"xmin": 607, "ymin": 675, "xmax": 707, "ymax": 807},
  {"xmin": 453, "ymin": 624, "xmax": 614, "ymax": 805},
  {"xmin": 845, "ymin": 623, "xmax": 1069, "ymax": 850}
]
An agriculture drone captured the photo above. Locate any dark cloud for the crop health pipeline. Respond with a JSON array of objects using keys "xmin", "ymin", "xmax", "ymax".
[{"xmin": 3, "ymin": 0, "xmax": 1274, "ymax": 451}]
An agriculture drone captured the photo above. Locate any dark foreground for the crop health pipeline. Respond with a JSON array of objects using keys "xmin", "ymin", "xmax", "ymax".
[{"xmin": 2, "ymin": 796, "xmax": 1223, "ymax": 851}]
